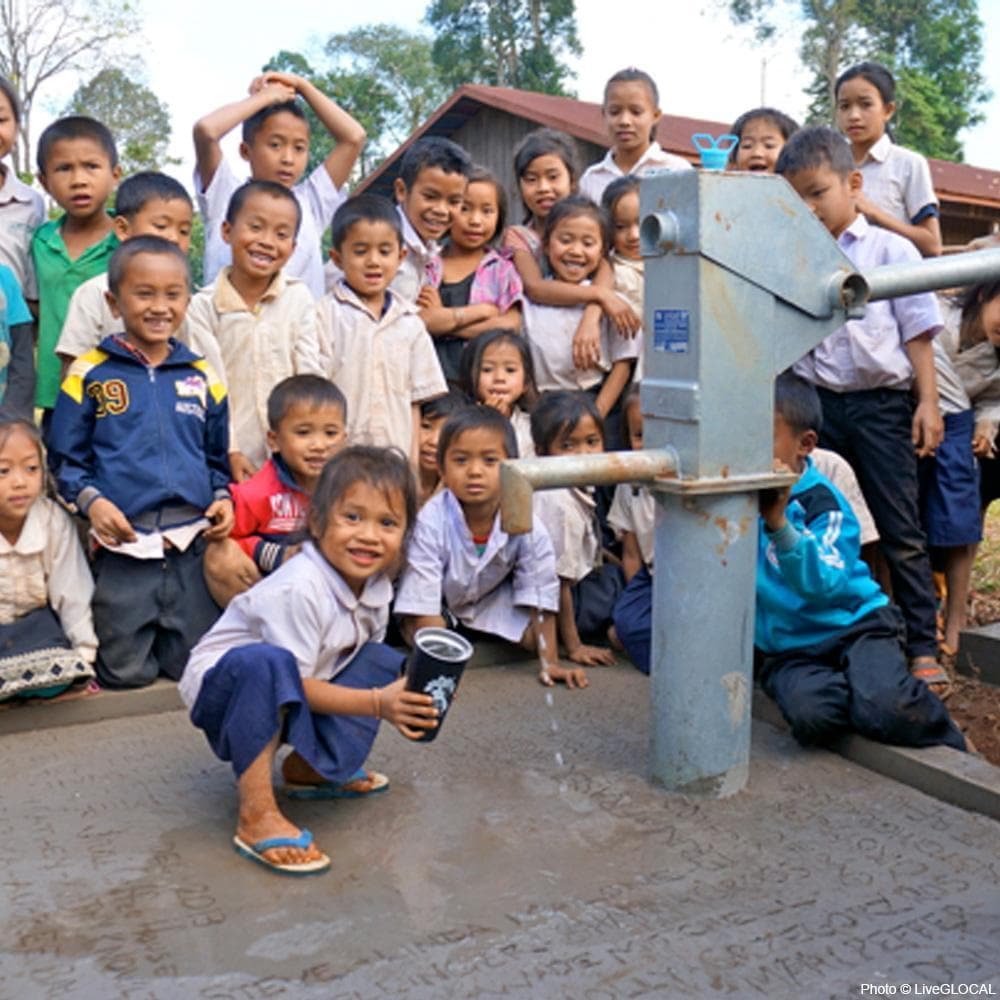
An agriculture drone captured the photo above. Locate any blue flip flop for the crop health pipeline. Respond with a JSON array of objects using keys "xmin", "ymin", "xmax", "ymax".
[
  {"xmin": 232, "ymin": 828, "xmax": 331, "ymax": 876},
  {"xmin": 285, "ymin": 768, "xmax": 390, "ymax": 800}
]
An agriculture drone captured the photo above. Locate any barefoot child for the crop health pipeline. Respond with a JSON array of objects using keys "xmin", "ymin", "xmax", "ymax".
[
  {"xmin": 460, "ymin": 327, "xmax": 538, "ymax": 459},
  {"xmin": 204, "ymin": 375, "xmax": 347, "ymax": 607},
  {"xmin": 181, "ymin": 446, "xmax": 438, "ymax": 876},
  {"xmin": 531, "ymin": 391, "xmax": 623, "ymax": 667},
  {"xmin": 0, "ymin": 415, "xmax": 97, "ymax": 700},
  {"xmin": 394, "ymin": 406, "xmax": 582, "ymax": 687},
  {"xmin": 417, "ymin": 166, "xmax": 522, "ymax": 383}
]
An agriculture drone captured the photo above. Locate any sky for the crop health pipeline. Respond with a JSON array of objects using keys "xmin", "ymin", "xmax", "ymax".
[{"xmin": 38, "ymin": 0, "xmax": 1000, "ymax": 180}]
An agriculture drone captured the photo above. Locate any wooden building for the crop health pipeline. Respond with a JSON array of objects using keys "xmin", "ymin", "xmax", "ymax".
[{"xmin": 359, "ymin": 84, "xmax": 1000, "ymax": 249}]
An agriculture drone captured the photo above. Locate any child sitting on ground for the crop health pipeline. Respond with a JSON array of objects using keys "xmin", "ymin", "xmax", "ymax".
[
  {"xmin": 416, "ymin": 165, "xmax": 522, "ymax": 384},
  {"xmin": 180, "ymin": 446, "xmax": 439, "ymax": 876},
  {"xmin": 389, "ymin": 136, "xmax": 471, "ymax": 306},
  {"xmin": 777, "ymin": 126, "xmax": 947, "ymax": 695},
  {"xmin": 47, "ymin": 237, "xmax": 233, "ymax": 689},
  {"xmin": 0, "ymin": 415, "xmax": 97, "ymax": 701},
  {"xmin": 460, "ymin": 327, "xmax": 538, "ymax": 459},
  {"xmin": 757, "ymin": 372, "xmax": 965, "ymax": 752},
  {"xmin": 395, "ymin": 406, "xmax": 582, "ymax": 687},
  {"xmin": 194, "ymin": 70, "xmax": 364, "ymax": 297},
  {"xmin": 32, "ymin": 116, "xmax": 121, "ymax": 413},
  {"xmin": 56, "ymin": 171, "xmax": 195, "ymax": 367},
  {"xmin": 416, "ymin": 390, "xmax": 468, "ymax": 506},
  {"xmin": 204, "ymin": 375, "xmax": 347, "ymax": 607},
  {"xmin": 319, "ymin": 194, "xmax": 447, "ymax": 466},
  {"xmin": 531, "ymin": 390, "xmax": 623, "ymax": 667},
  {"xmin": 185, "ymin": 180, "xmax": 325, "ymax": 481}
]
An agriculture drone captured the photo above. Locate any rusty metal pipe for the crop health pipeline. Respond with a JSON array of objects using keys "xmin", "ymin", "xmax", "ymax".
[{"xmin": 500, "ymin": 449, "xmax": 678, "ymax": 534}]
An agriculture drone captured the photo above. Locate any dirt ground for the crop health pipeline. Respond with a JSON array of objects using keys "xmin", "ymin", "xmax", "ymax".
[{"xmin": 944, "ymin": 509, "xmax": 1000, "ymax": 765}]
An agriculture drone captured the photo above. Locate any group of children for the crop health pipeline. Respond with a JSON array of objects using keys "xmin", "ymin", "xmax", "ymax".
[{"xmin": 0, "ymin": 59, "xmax": 994, "ymax": 875}]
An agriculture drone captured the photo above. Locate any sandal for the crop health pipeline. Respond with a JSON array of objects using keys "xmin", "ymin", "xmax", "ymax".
[
  {"xmin": 286, "ymin": 768, "xmax": 389, "ymax": 800},
  {"xmin": 910, "ymin": 659, "xmax": 953, "ymax": 700}
]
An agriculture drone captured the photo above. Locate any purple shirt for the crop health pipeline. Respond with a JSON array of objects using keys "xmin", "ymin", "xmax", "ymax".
[{"xmin": 793, "ymin": 215, "xmax": 941, "ymax": 392}]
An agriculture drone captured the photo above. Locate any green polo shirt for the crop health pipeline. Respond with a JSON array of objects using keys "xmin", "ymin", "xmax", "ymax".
[{"xmin": 31, "ymin": 217, "xmax": 118, "ymax": 408}]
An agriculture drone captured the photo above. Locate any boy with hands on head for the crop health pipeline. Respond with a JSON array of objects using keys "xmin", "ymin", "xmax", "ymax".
[
  {"xmin": 47, "ymin": 237, "xmax": 233, "ymax": 689},
  {"xmin": 193, "ymin": 71, "xmax": 365, "ymax": 297}
]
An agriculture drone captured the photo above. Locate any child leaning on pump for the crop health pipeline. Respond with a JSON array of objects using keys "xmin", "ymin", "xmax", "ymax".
[
  {"xmin": 181, "ymin": 446, "xmax": 439, "ymax": 877},
  {"xmin": 47, "ymin": 237, "xmax": 233, "ymax": 690},
  {"xmin": 756, "ymin": 372, "xmax": 966, "ymax": 753}
]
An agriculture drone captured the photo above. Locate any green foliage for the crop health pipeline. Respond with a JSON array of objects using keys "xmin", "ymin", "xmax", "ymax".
[
  {"xmin": 188, "ymin": 212, "xmax": 205, "ymax": 289},
  {"xmin": 64, "ymin": 68, "xmax": 176, "ymax": 175},
  {"xmin": 727, "ymin": 0, "xmax": 990, "ymax": 161},
  {"xmin": 425, "ymin": 0, "xmax": 582, "ymax": 96},
  {"xmin": 264, "ymin": 27, "xmax": 446, "ymax": 178}
]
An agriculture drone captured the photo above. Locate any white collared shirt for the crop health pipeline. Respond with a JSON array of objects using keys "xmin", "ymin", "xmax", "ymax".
[
  {"xmin": 0, "ymin": 165, "xmax": 45, "ymax": 298},
  {"xmin": 388, "ymin": 204, "xmax": 441, "ymax": 305},
  {"xmin": 523, "ymin": 288, "xmax": 640, "ymax": 392},
  {"xmin": 318, "ymin": 279, "xmax": 447, "ymax": 455},
  {"xmin": 0, "ymin": 497, "xmax": 97, "ymax": 663},
  {"xmin": 857, "ymin": 133, "xmax": 938, "ymax": 226},
  {"xmin": 793, "ymin": 215, "xmax": 941, "ymax": 392},
  {"xmin": 180, "ymin": 541, "xmax": 392, "ymax": 708},
  {"xmin": 185, "ymin": 268, "xmax": 324, "ymax": 465},
  {"xmin": 533, "ymin": 487, "xmax": 600, "ymax": 583},
  {"xmin": 608, "ymin": 483, "xmax": 655, "ymax": 568},
  {"xmin": 579, "ymin": 142, "xmax": 693, "ymax": 204},
  {"xmin": 195, "ymin": 159, "xmax": 346, "ymax": 298},
  {"xmin": 394, "ymin": 489, "xmax": 559, "ymax": 642}
]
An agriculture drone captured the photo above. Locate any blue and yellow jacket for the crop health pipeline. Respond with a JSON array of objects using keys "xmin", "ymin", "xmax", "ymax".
[
  {"xmin": 47, "ymin": 336, "xmax": 230, "ymax": 521},
  {"xmin": 755, "ymin": 457, "xmax": 887, "ymax": 655}
]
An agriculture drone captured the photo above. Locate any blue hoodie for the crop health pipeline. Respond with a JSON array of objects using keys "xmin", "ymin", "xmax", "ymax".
[
  {"xmin": 755, "ymin": 456, "xmax": 886, "ymax": 654},
  {"xmin": 48, "ymin": 336, "xmax": 230, "ymax": 521}
]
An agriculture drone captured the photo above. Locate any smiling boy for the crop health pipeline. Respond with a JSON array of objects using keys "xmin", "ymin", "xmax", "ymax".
[
  {"xmin": 31, "ymin": 116, "xmax": 121, "ymax": 411},
  {"xmin": 389, "ymin": 136, "xmax": 472, "ymax": 305},
  {"xmin": 185, "ymin": 180, "xmax": 325, "ymax": 481},
  {"xmin": 193, "ymin": 71, "xmax": 365, "ymax": 297},
  {"xmin": 47, "ymin": 237, "xmax": 233, "ymax": 689}
]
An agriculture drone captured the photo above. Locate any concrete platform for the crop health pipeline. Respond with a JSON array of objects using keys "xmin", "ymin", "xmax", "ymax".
[
  {"xmin": 957, "ymin": 621, "xmax": 1000, "ymax": 685},
  {"xmin": 0, "ymin": 662, "xmax": 997, "ymax": 999}
]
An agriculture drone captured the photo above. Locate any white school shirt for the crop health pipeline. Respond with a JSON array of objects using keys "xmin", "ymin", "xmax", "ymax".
[
  {"xmin": 793, "ymin": 215, "xmax": 941, "ymax": 392},
  {"xmin": 185, "ymin": 267, "xmax": 324, "ymax": 466},
  {"xmin": 607, "ymin": 482, "xmax": 655, "ymax": 568},
  {"xmin": 318, "ymin": 279, "xmax": 447, "ymax": 456},
  {"xmin": 579, "ymin": 142, "xmax": 692, "ymax": 205},
  {"xmin": 0, "ymin": 166, "xmax": 44, "ymax": 299},
  {"xmin": 610, "ymin": 252, "xmax": 645, "ymax": 379},
  {"xmin": 510, "ymin": 408, "xmax": 535, "ymax": 459},
  {"xmin": 388, "ymin": 205, "xmax": 441, "ymax": 305},
  {"xmin": 195, "ymin": 159, "xmax": 346, "ymax": 299},
  {"xmin": 810, "ymin": 448, "xmax": 879, "ymax": 546},
  {"xmin": 523, "ymin": 289, "xmax": 639, "ymax": 393},
  {"xmin": 857, "ymin": 134, "xmax": 938, "ymax": 226},
  {"xmin": 180, "ymin": 541, "xmax": 392, "ymax": 709},
  {"xmin": 394, "ymin": 489, "xmax": 559, "ymax": 643},
  {"xmin": 0, "ymin": 497, "xmax": 97, "ymax": 663},
  {"xmin": 533, "ymin": 487, "xmax": 600, "ymax": 583}
]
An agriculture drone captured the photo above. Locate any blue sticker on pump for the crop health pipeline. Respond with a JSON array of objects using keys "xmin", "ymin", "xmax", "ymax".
[{"xmin": 653, "ymin": 309, "xmax": 689, "ymax": 353}]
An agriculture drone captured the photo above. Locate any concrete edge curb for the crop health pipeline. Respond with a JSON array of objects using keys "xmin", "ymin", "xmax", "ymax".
[{"xmin": 751, "ymin": 688, "xmax": 1000, "ymax": 821}]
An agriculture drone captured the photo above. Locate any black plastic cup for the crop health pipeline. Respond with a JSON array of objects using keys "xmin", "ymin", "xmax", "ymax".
[{"xmin": 404, "ymin": 627, "xmax": 474, "ymax": 742}]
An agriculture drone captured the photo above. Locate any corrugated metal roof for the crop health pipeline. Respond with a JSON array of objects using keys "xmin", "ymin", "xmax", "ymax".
[{"xmin": 361, "ymin": 83, "xmax": 1000, "ymax": 207}]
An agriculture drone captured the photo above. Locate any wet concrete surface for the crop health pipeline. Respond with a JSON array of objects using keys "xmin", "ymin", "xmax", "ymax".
[{"xmin": 1, "ymin": 661, "xmax": 998, "ymax": 1000}]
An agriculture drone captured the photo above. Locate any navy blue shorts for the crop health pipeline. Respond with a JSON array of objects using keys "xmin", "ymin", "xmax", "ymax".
[{"xmin": 919, "ymin": 409, "xmax": 982, "ymax": 548}]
